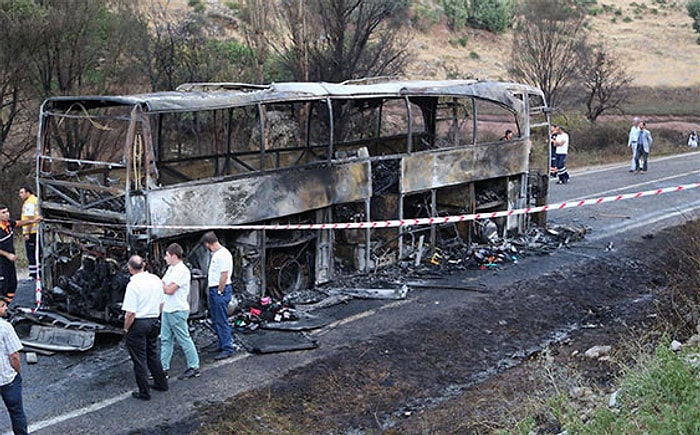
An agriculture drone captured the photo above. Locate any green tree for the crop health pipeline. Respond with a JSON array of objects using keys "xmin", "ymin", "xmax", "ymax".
[
  {"xmin": 469, "ymin": 0, "xmax": 514, "ymax": 33},
  {"xmin": 130, "ymin": 2, "xmax": 255, "ymax": 92},
  {"xmin": 688, "ymin": 0, "xmax": 700, "ymax": 44},
  {"xmin": 442, "ymin": 0, "xmax": 469, "ymax": 29},
  {"xmin": 0, "ymin": 0, "xmax": 41, "ymax": 169}
]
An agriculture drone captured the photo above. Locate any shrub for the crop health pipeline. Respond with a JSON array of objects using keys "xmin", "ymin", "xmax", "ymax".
[
  {"xmin": 442, "ymin": 0, "xmax": 469, "ymax": 29},
  {"xmin": 688, "ymin": 0, "xmax": 700, "ymax": 42},
  {"xmin": 468, "ymin": 0, "xmax": 514, "ymax": 33}
]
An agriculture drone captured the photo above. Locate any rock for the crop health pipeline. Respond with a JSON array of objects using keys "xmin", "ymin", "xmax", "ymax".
[
  {"xmin": 584, "ymin": 345, "xmax": 612, "ymax": 359},
  {"xmin": 671, "ymin": 340, "xmax": 683, "ymax": 352},
  {"xmin": 687, "ymin": 334, "xmax": 700, "ymax": 347},
  {"xmin": 26, "ymin": 352, "xmax": 38, "ymax": 364}
]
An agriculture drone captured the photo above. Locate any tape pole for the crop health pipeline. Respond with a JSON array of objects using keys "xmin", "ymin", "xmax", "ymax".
[{"xmin": 130, "ymin": 181, "xmax": 700, "ymax": 232}]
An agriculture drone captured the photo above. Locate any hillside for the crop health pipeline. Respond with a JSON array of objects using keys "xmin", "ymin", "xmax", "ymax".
[
  {"xmin": 185, "ymin": 0, "xmax": 699, "ymax": 88},
  {"xmin": 405, "ymin": 0, "xmax": 699, "ymax": 87}
]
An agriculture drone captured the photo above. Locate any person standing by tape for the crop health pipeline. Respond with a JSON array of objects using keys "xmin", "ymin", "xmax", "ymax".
[
  {"xmin": 122, "ymin": 255, "xmax": 169, "ymax": 400},
  {"xmin": 0, "ymin": 205, "xmax": 42, "ymax": 304},
  {"xmin": 18, "ymin": 186, "xmax": 39, "ymax": 281},
  {"xmin": 202, "ymin": 232, "xmax": 235, "ymax": 360},
  {"xmin": 627, "ymin": 117, "xmax": 641, "ymax": 172},
  {"xmin": 160, "ymin": 243, "xmax": 200, "ymax": 380},
  {"xmin": 552, "ymin": 125, "xmax": 570, "ymax": 185},
  {"xmin": 634, "ymin": 121, "xmax": 653, "ymax": 174},
  {"xmin": 0, "ymin": 295, "xmax": 27, "ymax": 434}
]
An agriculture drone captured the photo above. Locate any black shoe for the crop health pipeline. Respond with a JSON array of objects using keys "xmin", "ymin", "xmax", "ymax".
[
  {"xmin": 178, "ymin": 368, "xmax": 201, "ymax": 380},
  {"xmin": 208, "ymin": 347, "xmax": 223, "ymax": 354},
  {"xmin": 628, "ymin": 170, "xmax": 635, "ymax": 173},
  {"xmin": 149, "ymin": 383, "xmax": 169, "ymax": 392},
  {"xmin": 132, "ymin": 391, "xmax": 151, "ymax": 401},
  {"xmin": 148, "ymin": 370, "xmax": 168, "ymax": 381},
  {"xmin": 214, "ymin": 351, "xmax": 234, "ymax": 360}
]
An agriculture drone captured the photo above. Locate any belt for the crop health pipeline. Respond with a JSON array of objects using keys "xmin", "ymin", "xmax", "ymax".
[{"xmin": 209, "ymin": 284, "xmax": 231, "ymax": 289}]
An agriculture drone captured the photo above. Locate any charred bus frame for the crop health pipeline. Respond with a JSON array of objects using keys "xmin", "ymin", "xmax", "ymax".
[{"xmin": 36, "ymin": 79, "xmax": 548, "ymax": 324}]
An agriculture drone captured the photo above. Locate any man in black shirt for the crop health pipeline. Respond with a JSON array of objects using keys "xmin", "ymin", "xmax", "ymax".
[{"xmin": 0, "ymin": 205, "xmax": 42, "ymax": 303}]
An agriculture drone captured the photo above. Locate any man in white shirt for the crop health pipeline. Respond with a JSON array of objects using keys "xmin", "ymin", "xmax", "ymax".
[
  {"xmin": 627, "ymin": 117, "xmax": 641, "ymax": 172},
  {"xmin": 202, "ymin": 231, "xmax": 235, "ymax": 360},
  {"xmin": 552, "ymin": 125, "xmax": 570, "ymax": 185},
  {"xmin": 0, "ymin": 296, "xmax": 27, "ymax": 434},
  {"xmin": 122, "ymin": 255, "xmax": 168, "ymax": 400},
  {"xmin": 160, "ymin": 243, "xmax": 200, "ymax": 380}
]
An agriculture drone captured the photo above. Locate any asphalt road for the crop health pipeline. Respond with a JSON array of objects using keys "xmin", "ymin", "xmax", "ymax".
[{"xmin": 3, "ymin": 150, "xmax": 700, "ymax": 435}]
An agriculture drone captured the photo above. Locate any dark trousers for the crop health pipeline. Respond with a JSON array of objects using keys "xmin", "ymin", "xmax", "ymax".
[
  {"xmin": 209, "ymin": 285, "xmax": 234, "ymax": 353},
  {"xmin": 0, "ymin": 257, "xmax": 17, "ymax": 300},
  {"xmin": 635, "ymin": 143, "xmax": 648, "ymax": 171},
  {"xmin": 125, "ymin": 318, "xmax": 168, "ymax": 397},
  {"xmin": 0, "ymin": 373, "xmax": 28, "ymax": 435},
  {"xmin": 555, "ymin": 153, "xmax": 569, "ymax": 182},
  {"xmin": 24, "ymin": 234, "xmax": 39, "ymax": 279}
]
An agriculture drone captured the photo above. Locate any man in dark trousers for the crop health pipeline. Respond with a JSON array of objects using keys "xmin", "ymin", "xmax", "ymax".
[
  {"xmin": 0, "ymin": 205, "xmax": 41, "ymax": 304},
  {"xmin": 122, "ymin": 255, "xmax": 168, "ymax": 400},
  {"xmin": 18, "ymin": 186, "xmax": 40, "ymax": 280},
  {"xmin": 0, "ymin": 295, "xmax": 27, "ymax": 434}
]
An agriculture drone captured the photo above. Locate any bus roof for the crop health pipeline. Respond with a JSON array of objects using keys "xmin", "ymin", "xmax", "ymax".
[{"xmin": 41, "ymin": 79, "xmax": 545, "ymax": 114}]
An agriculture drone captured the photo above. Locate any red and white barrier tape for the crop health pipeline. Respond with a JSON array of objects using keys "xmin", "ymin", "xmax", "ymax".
[{"xmin": 144, "ymin": 181, "xmax": 700, "ymax": 231}]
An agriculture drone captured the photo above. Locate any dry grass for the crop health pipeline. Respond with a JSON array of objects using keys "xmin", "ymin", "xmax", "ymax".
[{"xmin": 407, "ymin": 0, "xmax": 699, "ymax": 87}]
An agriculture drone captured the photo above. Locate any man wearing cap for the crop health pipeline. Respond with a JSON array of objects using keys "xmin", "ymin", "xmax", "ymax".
[
  {"xmin": 202, "ymin": 231, "xmax": 235, "ymax": 360},
  {"xmin": 0, "ymin": 295, "xmax": 28, "ymax": 434},
  {"xmin": 0, "ymin": 205, "xmax": 42, "ymax": 304},
  {"xmin": 122, "ymin": 255, "xmax": 168, "ymax": 400}
]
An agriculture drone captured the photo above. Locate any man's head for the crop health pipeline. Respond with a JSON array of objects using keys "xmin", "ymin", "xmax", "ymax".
[
  {"xmin": 0, "ymin": 205, "xmax": 9, "ymax": 223},
  {"xmin": 165, "ymin": 243, "xmax": 183, "ymax": 266},
  {"xmin": 127, "ymin": 255, "xmax": 145, "ymax": 275},
  {"xmin": 633, "ymin": 116, "xmax": 641, "ymax": 126},
  {"xmin": 0, "ymin": 296, "xmax": 10, "ymax": 317},
  {"xmin": 18, "ymin": 185, "xmax": 33, "ymax": 201},
  {"xmin": 201, "ymin": 231, "xmax": 220, "ymax": 251}
]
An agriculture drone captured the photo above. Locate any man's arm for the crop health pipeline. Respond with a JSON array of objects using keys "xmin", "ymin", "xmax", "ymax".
[
  {"xmin": 0, "ymin": 249, "xmax": 16, "ymax": 262},
  {"xmin": 163, "ymin": 281, "xmax": 180, "ymax": 295},
  {"xmin": 218, "ymin": 271, "xmax": 229, "ymax": 295},
  {"xmin": 15, "ymin": 215, "xmax": 42, "ymax": 228},
  {"xmin": 123, "ymin": 311, "xmax": 136, "ymax": 333},
  {"xmin": 9, "ymin": 351, "xmax": 20, "ymax": 374}
]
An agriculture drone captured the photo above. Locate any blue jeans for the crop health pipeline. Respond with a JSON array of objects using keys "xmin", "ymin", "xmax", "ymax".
[
  {"xmin": 208, "ymin": 285, "xmax": 234, "ymax": 353},
  {"xmin": 161, "ymin": 310, "xmax": 200, "ymax": 371},
  {"xmin": 0, "ymin": 373, "xmax": 28, "ymax": 435}
]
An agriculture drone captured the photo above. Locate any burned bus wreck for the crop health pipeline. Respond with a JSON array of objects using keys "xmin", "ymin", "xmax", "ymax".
[{"xmin": 36, "ymin": 79, "xmax": 548, "ymax": 325}]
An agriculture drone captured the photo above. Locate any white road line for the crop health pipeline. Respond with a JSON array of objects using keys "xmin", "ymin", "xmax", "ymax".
[{"xmin": 559, "ymin": 168, "xmax": 700, "ymax": 203}]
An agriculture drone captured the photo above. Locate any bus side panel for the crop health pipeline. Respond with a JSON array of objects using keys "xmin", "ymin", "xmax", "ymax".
[
  {"xmin": 400, "ymin": 140, "xmax": 529, "ymax": 193},
  {"xmin": 147, "ymin": 160, "xmax": 372, "ymax": 238}
]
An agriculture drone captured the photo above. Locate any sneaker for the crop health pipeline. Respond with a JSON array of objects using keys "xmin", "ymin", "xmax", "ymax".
[{"xmin": 178, "ymin": 368, "xmax": 201, "ymax": 380}]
